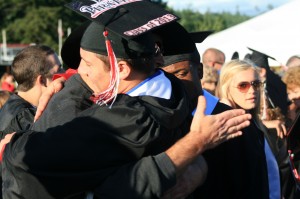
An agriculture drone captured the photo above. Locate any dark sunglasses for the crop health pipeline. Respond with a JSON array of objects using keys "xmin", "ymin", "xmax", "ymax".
[{"xmin": 235, "ymin": 80, "xmax": 262, "ymax": 93}]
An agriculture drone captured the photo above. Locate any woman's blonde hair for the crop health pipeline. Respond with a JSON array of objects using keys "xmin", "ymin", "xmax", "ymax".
[{"xmin": 216, "ymin": 59, "xmax": 261, "ymax": 112}]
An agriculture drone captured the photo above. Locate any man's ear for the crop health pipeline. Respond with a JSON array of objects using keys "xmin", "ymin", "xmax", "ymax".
[
  {"xmin": 36, "ymin": 75, "xmax": 47, "ymax": 87},
  {"xmin": 118, "ymin": 60, "xmax": 131, "ymax": 80}
]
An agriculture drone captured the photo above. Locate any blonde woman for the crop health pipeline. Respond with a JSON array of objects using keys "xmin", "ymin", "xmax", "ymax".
[
  {"xmin": 216, "ymin": 59, "xmax": 290, "ymax": 199},
  {"xmin": 216, "ymin": 59, "xmax": 262, "ymax": 115}
]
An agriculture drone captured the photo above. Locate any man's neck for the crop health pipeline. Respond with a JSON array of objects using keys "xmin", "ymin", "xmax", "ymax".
[
  {"xmin": 119, "ymin": 79, "xmax": 145, "ymax": 94},
  {"xmin": 119, "ymin": 71, "xmax": 153, "ymax": 94},
  {"xmin": 18, "ymin": 88, "xmax": 41, "ymax": 107}
]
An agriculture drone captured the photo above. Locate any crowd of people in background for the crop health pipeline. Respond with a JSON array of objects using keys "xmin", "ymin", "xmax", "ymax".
[{"xmin": 0, "ymin": 1, "xmax": 300, "ymax": 199}]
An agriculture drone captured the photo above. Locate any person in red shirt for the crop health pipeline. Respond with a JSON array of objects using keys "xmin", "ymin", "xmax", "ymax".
[{"xmin": 1, "ymin": 72, "xmax": 15, "ymax": 92}]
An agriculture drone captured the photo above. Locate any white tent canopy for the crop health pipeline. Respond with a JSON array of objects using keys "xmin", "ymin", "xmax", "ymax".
[{"xmin": 196, "ymin": 0, "xmax": 300, "ymax": 66}]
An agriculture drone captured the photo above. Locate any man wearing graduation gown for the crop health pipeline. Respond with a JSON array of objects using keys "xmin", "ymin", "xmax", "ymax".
[
  {"xmin": 0, "ymin": 45, "xmax": 61, "ymax": 137},
  {"xmin": 0, "ymin": 45, "xmax": 61, "ymax": 199},
  {"xmin": 154, "ymin": 22, "xmax": 270, "ymax": 199}
]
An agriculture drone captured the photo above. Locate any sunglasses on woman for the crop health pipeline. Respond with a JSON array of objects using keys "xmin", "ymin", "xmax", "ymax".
[{"xmin": 235, "ymin": 80, "xmax": 262, "ymax": 93}]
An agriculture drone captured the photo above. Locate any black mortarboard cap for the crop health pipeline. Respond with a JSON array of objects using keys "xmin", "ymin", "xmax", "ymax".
[
  {"xmin": 153, "ymin": 22, "xmax": 211, "ymax": 66},
  {"xmin": 246, "ymin": 47, "xmax": 276, "ymax": 69},
  {"xmin": 65, "ymin": 0, "xmax": 179, "ymax": 39}
]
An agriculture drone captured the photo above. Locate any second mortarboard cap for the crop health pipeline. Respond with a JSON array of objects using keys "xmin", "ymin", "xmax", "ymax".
[
  {"xmin": 245, "ymin": 47, "xmax": 276, "ymax": 69},
  {"xmin": 152, "ymin": 22, "xmax": 212, "ymax": 66}
]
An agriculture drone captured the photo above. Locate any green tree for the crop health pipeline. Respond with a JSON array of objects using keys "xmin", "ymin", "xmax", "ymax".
[
  {"xmin": 0, "ymin": 0, "xmax": 252, "ymax": 53},
  {"xmin": 0, "ymin": 0, "xmax": 85, "ymax": 52}
]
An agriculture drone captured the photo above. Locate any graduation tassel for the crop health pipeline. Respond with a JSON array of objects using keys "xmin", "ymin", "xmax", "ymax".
[
  {"xmin": 261, "ymin": 82, "xmax": 268, "ymax": 120},
  {"xmin": 261, "ymin": 81, "xmax": 275, "ymax": 120},
  {"xmin": 91, "ymin": 30, "xmax": 119, "ymax": 107}
]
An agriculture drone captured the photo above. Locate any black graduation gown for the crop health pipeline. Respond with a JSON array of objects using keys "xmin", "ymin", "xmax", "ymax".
[
  {"xmin": 0, "ymin": 94, "xmax": 36, "ymax": 199},
  {"xmin": 0, "ymin": 94, "xmax": 36, "ymax": 137},
  {"xmin": 2, "ymin": 71, "xmax": 192, "ymax": 199},
  {"xmin": 266, "ymin": 128, "xmax": 295, "ymax": 199},
  {"xmin": 193, "ymin": 102, "xmax": 270, "ymax": 199}
]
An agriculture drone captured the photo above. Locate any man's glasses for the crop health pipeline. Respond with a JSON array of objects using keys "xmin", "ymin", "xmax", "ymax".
[{"xmin": 235, "ymin": 80, "xmax": 262, "ymax": 93}]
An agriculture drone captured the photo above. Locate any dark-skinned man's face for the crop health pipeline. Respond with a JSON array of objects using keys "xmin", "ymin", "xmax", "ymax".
[{"xmin": 162, "ymin": 60, "xmax": 203, "ymax": 108}]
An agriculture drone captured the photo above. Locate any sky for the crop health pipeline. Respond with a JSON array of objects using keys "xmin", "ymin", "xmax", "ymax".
[{"xmin": 163, "ymin": 0, "xmax": 293, "ymax": 16}]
